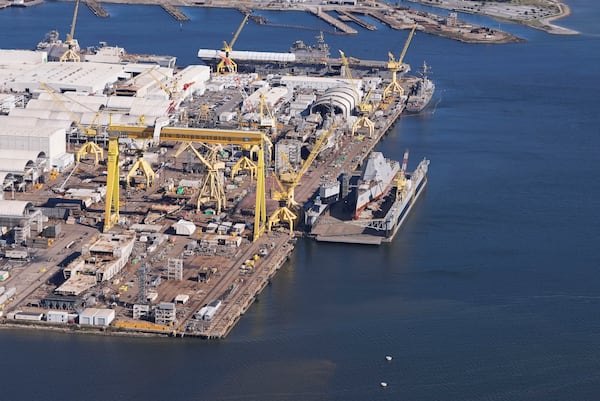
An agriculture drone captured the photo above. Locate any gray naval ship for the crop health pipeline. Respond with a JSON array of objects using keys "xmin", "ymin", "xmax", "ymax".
[{"xmin": 406, "ymin": 62, "xmax": 435, "ymax": 113}]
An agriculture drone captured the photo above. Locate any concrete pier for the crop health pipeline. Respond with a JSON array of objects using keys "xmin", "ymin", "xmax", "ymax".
[
  {"xmin": 83, "ymin": 0, "xmax": 109, "ymax": 18},
  {"xmin": 160, "ymin": 1, "xmax": 190, "ymax": 22},
  {"xmin": 308, "ymin": 7, "xmax": 358, "ymax": 35},
  {"xmin": 337, "ymin": 10, "xmax": 377, "ymax": 31}
]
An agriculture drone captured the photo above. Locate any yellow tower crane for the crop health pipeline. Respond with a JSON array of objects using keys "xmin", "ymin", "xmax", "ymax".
[
  {"xmin": 383, "ymin": 24, "xmax": 417, "ymax": 101},
  {"xmin": 60, "ymin": 0, "xmax": 81, "ymax": 62},
  {"xmin": 268, "ymin": 124, "xmax": 336, "ymax": 234},
  {"xmin": 174, "ymin": 142, "xmax": 227, "ymax": 214},
  {"xmin": 339, "ymin": 50, "xmax": 376, "ymax": 137},
  {"xmin": 40, "ymin": 82, "xmax": 104, "ymax": 165},
  {"xmin": 216, "ymin": 13, "xmax": 250, "ymax": 74}
]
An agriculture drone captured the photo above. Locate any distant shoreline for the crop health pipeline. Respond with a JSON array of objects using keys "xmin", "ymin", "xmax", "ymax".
[
  {"xmin": 0, "ymin": 0, "xmax": 579, "ymax": 37},
  {"xmin": 403, "ymin": 0, "xmax": 578, "ymax": 35}
]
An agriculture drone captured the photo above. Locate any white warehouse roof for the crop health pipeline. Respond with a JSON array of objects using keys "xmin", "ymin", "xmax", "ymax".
[
  {"xmin": 0, "ymin": 200, "xmax": 34, "ymax": 216},
  {"xmin": 37, "ymin": 92, "xmax": 108, "ymax": 111},
  {"xmin": 0, "ymin": 150, "xmax": 46, "ymax": 173},
  {"xmin": 280, "ymin": 76, "xmax": 362, "ymax": 91},
  {"xmin": 9, "ymin": 62, "xmax": 126, "ymax": 94},
  {"xmin": 0, "ymin": 115, "xmax": 71, "ymax": 131},
  {"xmin": 198, "ymin": 49, "xmax": 296, "ymax": 63},
  {"xmin": 0, "ymin": 49, "xmax": 47, "ymax": 65},
  {"xmin": 0, "ymin": 125, "xmax": 66, "ymax": 162}
]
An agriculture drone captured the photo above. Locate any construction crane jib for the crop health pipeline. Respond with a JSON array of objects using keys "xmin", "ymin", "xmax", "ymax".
[
  {"xmin": 268, "ymin": 124, "xmax": 336, "ymax": 233},
  {"xmin": 217, "ymin": 13, "xmax": 250, "ymax": 74},
  {"xmin": 105, "ymin": 125, "xmax": 269, "ymax": 241},
  {"xmin": 61, "ymin": 0, "xmax": 81, "ymax": 62}
]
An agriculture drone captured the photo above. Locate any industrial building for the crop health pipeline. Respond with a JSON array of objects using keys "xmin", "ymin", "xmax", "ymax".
[
  {"xmin": 0, "ymin": 200, "xmax": 43, "ymax": 243},
  {"xmin": 79, "ymin": 308, "xmax": 115, "ymax": 326}
]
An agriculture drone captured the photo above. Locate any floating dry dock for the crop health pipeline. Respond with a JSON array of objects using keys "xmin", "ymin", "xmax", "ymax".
[{"xmin": 311, "ymin": 158, "xmax": 430, "ymax": 245}]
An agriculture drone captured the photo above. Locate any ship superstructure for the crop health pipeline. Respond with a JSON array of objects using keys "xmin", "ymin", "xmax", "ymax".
[{"xmin": 354, "ymin": 152, "xmax": 400, "ymax": 219}]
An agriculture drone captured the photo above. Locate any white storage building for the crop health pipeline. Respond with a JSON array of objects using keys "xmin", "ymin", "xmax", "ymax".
[
  {"xmin": 79, "ymin": 308, "xmax": 98, "ymax": 325},
  {"xmin": 46, "ymin": 310, "xmax": 72, "ymax": 323},
  {"xmin": 8, "ymin": 62, "xmax": 127, "ymax": 94},
  {"xmin": 0, "ymin": 124, "xmax": 66, "ymax": 168},
  {"xmin": 173, "ymin": 219, "xmax": 196, "ymax": 236},
  {"xmin": 78, "ymin": 308, "xmax": 115, "ymax": 326},
  {"xmin": 93, "ymin": 309, "xmax": 115, "ymax": 326},
  {"xmin": 14, "ymin": 312, "xmax": 44, "ymax": 321}
]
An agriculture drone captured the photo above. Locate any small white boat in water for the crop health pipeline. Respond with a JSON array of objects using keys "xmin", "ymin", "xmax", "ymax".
[
  {"xmin": 385, "ymin": 355, "xmax": 393, "ymax": 361},
  {"xmin": 380, "ymin": 382, "xmax": 388, "ymax": 388}
]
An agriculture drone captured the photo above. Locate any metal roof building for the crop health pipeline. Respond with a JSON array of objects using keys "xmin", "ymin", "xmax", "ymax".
[
  {"xmin": 0, "ymin": 150, "xmax": 45, "ymax": 173},
  {"xmin": 0, "ymin": 200, "xmax": 43, "ymax": 241},
  {"xmin": 280, "ymin": 76, "xmax": 362, "ymax": 91},
  {"xmin": 0, "ymin": 124, "xmax": 66, "ymax": 167},
  {"xmin": 0, "ymin": 115, "xmax": 71, "ymax": 131},
  {"xmin": 197, "ymin": 49, "xmax": 296, "ymax": 64},
  {"xmin": 8, "ymin": 62, "xmax": 127, "ymax": 94},
  {"xmin": 312, "ymin": 85, "xmax": 360, "ymax": 118},
  {"xmin": 0, "ymin": 200, "xmax": 34, "ymax": 217}
]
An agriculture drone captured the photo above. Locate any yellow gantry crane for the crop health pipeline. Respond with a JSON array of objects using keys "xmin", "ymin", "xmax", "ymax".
[
  {"xmin": 339, "ymin": 50, "xmax": 375, "ymax": 137},
  {"xmin": 231, "ymin": 156, "xmax": 257, "ymax": 181},
  {"xmin": 268, "ymin": 124, "xmax": 336, "ymax": 234},
  {"xmin": 105, "ymin": 125, "xmax": 269, "ymax": 241},
  {"xmin": 217, "ymin": 13, "xmax": 250, "ymax": 74},
  {"xmin": 60, "ymin": 0, "xmax": 81, "ymax": 62},
  {"xmin": 126, "ymin": 156, "xmax": 155, "ymax": 188},
  {"xmin": 383, "ymin": 24, "xmax": 417, "ymax": 100},
  {"xmin": 174, "ymin": 142, "xmax": 227, "ymax": 214},
  {"xmin": 40, "ymin": 82, "xmax": 104, "ymax": 165}
]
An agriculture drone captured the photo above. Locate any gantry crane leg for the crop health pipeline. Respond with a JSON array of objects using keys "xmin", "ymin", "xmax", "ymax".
[
  {"xmin": 197, "ymin": 169, "xmax": 226, "ymax": 214},
  {"xmin": 254, "ymin": 143, "xmax": 267, "ymax": 241},
  {"xmin": 106, "ymin": 125, "xmax": 269, "ymax": 241},
  {"xmin": 103, "ymin": 137, "xmax": 120, "ymax": 232}
]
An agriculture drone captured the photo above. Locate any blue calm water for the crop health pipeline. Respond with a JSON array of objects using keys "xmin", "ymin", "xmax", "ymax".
[{"xmin": 1, "ymin": 1, "xmax": 600, "ymax": 400}]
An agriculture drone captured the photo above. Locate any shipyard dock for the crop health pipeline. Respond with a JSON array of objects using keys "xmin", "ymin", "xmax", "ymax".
[{"xmin": 0, "ymin": 16, "xmax": 426, "ymax": 339}]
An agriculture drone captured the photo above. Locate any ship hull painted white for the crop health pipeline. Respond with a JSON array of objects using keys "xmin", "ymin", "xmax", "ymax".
[{"xmin": 384, "ymin": 159, "xmax": 430, "ymax": 238}]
